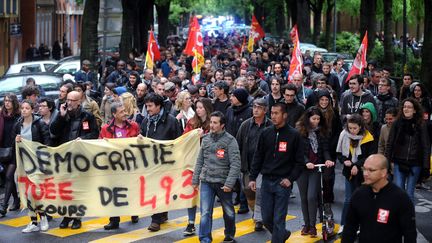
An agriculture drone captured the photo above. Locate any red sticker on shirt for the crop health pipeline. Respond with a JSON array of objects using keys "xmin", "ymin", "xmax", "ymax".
[
  {"xmin": 423, "ymin": 112, "xmax": 429, "ymax": 120},
  {"xmin": 377, "ymin": 208, "xmax": 390, "ymax": 224},
  {"xmin": 82, "ymin": 121, "xmax": 89, "ymax": 130},
  {"xmin": 278, "ymin": 142, "xmax": 287, "ymax": 152},
  {"xmin": 216, "ymin": 149, "xmax": 225, "ymax": 159}
]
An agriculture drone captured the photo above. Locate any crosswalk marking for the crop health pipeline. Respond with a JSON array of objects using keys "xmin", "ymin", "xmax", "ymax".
[
  {"xmin": 266, "ymin": 223, "xmax": 341, "ymax": 243},
  {"xmin": 89, "ymin": 206, "xmax": 227, "ymax": 243},
  {"xmin": 0, "ymin": 215, "xmax": 60, "ymax": 228},
  {"xmin": 177, "ymin": 215, "xmax": 296, "ymax": 243},
  {"xmin": 43, "ymin": 216, "xmax": 135, "ymax": 238}
]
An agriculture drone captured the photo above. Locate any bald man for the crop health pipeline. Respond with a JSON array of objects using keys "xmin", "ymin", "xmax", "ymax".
[
  {"xmin": 342, "ymin": 154, "xmax": 416, "ymax": 243},
  {"xmin": 49, "ymin": 91, "xmax": 99, "ymax": 229}
]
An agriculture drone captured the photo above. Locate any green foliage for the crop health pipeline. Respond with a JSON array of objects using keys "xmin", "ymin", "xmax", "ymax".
[
  {"xmin": 337, "ymin": 0, "xmax": 360, "ymax": 16},
  {"xmin": 169, "ymin": 2, "xmax": 189, "ymax": 25},
  {"xmin": 335, "ymin": 31, "xmax": 360, "ymax": 57}
]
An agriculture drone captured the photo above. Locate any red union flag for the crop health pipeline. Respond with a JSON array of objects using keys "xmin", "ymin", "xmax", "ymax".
[
  {"xmin": 145, "ymin": 30, "xmax": 160, "ymax": 70},
  {"xmin": 247, "ymin": 15, "xmax": 265, "ymax": 52},
  {"xmin": 183, "ymin": 16, "xmax": 204, "ymax": 74},
  {"xmin": 346, "ymin": 31, "xmax": 368, "ymax": 82},
  {"xmin": 288, "ymin": 25, "xmax": 303, "ymax": 82}
]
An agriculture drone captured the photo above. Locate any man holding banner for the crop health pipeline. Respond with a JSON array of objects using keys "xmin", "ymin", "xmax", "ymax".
[
  {"xmin": 192, "ymin": 111, "xmax": 241, "ymax": 243},
  {"xmin": 49, "ymin": 90, "xmax": 99, "ymax": 229},
  {"xmin": 138, "ymin": 93, "xmax": 182, "ymax": 232},
  {"xmin": 99, "ymin": 102, "xmax": 140, "ymax": 230}
]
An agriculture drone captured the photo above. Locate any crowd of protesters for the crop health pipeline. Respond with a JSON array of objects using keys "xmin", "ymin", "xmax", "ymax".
[{"xmin": 0, "ymin": 32, "xmax": 430, "ymax": 242}]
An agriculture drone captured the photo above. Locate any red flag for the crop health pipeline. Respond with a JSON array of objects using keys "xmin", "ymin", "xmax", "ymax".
[
  {"xmin": 145, "ymin": 30, "xmax": 160, "ymax": 70},
  {"xmin": 247, "ymin": 15, "xmax": 265, "ymax": 52},
  {"xmin": 288, "ymin": 25, "xmax": 303, "ymax": 82},
  {"xmin": 346, "ymin": 31, "xmax": 368, "ymax": 82},
  {"xmin": 184, "ymin": 16, "xmax": 203, "ymax": 57}
]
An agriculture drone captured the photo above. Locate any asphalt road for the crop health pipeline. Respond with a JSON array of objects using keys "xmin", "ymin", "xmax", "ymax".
[{"xmin": 0, "ymin": 165, "xmax": 429, "ymax": 243}]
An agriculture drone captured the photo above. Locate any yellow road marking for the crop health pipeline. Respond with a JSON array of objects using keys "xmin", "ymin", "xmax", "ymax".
[
  {"xmin": 0, "ymin": 214, "xmax": 60, "ymax": 227},
  {"xmin": 177, "ymin": 215, "xmax": 296, "ymax": 243},
  {"xmin": 44, "ymin": 216, "xmax": 134, "ymax": 238},
  {"xmin": 89, "ymin": 206, "xmax": 229, "ymax": 243}
]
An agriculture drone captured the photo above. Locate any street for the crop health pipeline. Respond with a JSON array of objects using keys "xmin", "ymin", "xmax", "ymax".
[{"xmin": 0, "ymin": 165, "xmax": 430, "ymax": 243}]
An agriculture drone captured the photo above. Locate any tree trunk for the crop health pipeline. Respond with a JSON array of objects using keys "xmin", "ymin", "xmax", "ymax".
[
  {"xmin": 120, "ymin": 0, "xmax": 137, "ymax": 60},
  {"xmin": 275, "ymin": 1, "xmax": 286, "ymax": 36},
  {"xmin": 156, "ymin": 0, "xmax": 171, "ymax": 48},
  {"xmin": 360, "ymin": 0, "xmax": 377, "ymax": 55},
  {"xmin": 288, "ymin": 0, "xmax": 297, "ymax": 26},
  {"xmin": 80, "ymin": 0, "xmax": 100, "ymax": 67},
  {"xmin": 421, "ymin": 0, "xmax": 432, "ymax": 91},
  {"xmin": 136, "ymin": 0, "xmax": 154, "ymax": 54},
  {"xmin": 382, "ymin": 0, "xmax": 394, "ymax": 69},
  {"xmin": 310, "ymin": 0, "xmax": 324, "ymax": 45},
  {"xmin": 324, "ymin": 0, "xmax": 334, "ymax": 49},
  {"xmin": 297, "ymin": 0, "xmax": 311, "ymax": 42},
  {"xmin": 252, "ymin": 0, "xmax": 265, "ymax": 27}
]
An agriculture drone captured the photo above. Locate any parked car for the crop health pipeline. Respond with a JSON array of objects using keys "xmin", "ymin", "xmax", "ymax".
[
  {"xmin": 48, "ymin": 60, "xmax": 81, "ymax": 81},
  {"xmin": 321, "ymin": 52, "xmax": 352, "ymax": 63},
  {"xmin": 4, "ymin": 60, "xmax": 58, "ymax": 76},
  {"xmin": 0, "ymin": 73, "xmax": 63, "ymax": 104},
  {"xmin": 299, "ymin": 43, "xmax": 328, "ymax": 54}
]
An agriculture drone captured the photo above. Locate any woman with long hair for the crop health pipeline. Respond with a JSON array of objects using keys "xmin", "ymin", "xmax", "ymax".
[
  {"xmin": 182, "ymin": 98, "xmax": 213, "ymax": 236},
  {"xmin": 13, "ymin": 100, "xmax": 51, "ymax": 232},
  {"xmin": 120, "ymin": 92, "xmax": 143, "ymax": 124},
  {"xmin": 295, "ymin": 107, "xmax": 334, "ymax": 237},
  {"xmin": 173, "ymin": 91, "xmax": 195, "ymax": 132},
  {"xmin": 386, "ymin": 98, "xmax": 430, "ymax": 201},
  {"xmin": 337, "ymin": 114, "xmax": 376, "ymax": 232},
  {"xmin": 100, "ymin": 83, "xmax": 116, "ymax": 124},
  {"xmin": 0, "ymin": 94, "xmax": 21, "ymax": 217}
]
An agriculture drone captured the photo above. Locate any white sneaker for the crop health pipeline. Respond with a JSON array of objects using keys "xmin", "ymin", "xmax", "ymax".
[
  {"xmin": 22, "ymin": 222, "xmax": 40, "ymax": 233},
  {"xmin": 40, "ymin": 216, "xmax": 49, "ymax": 231},
  {"xmin": 337, "ymin": 225, "xmax": 344, "ymax": 234}
]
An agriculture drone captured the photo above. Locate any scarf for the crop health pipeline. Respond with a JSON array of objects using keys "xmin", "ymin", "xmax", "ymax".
[
  {"xmin": 308, "ymin": 127, "xmax": 319, "ymax": 154},
  {"xmin": 146, "ymin": 108, "xmax": 164, "ymax": 134},
  {"xmin": 336, "ymin": 129, "xmax": 364, "ymax": 163}
]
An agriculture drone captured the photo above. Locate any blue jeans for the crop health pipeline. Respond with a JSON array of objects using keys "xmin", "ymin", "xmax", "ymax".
[
  {"xmin": 187, "ymin": 206, "xmax": 197, "ymax": 224},
  {"xmin": 393, "ymin": 164, "xmax": 421, "ymax": 202},
  {"xmin": 261, "ymin": 177, "xmax": 292, "ymax": 243},
  {"xmin": 341, "ymin": 178, "xmax": 358, "ymax": 225},
  {"xmin": 199, "ymin": 182, "xmax": 235, "ymax": 243}
]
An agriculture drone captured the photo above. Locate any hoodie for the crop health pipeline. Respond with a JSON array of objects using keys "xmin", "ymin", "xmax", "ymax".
[{"xmin": 340, "ymin": 90, "xmax": 377, "ymax": 122}]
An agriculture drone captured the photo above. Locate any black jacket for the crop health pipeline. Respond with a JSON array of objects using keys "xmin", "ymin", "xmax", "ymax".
[
  {"xmin": 301, "ymin": 131, "xmax": 331, "ymax": 165},
  {"xmin": 342, "ymin": 183, "xmax": 416, "ymax": 243},
  {"xmin": 49, "ymin": 108, "xmax": 99, "ymax": 145},
  {"xmin": 140, "ymin": 110, "xmax": 182, "ymax": 140},
  {"xmin": 385, "ymin": 118, "xmax": 430, "ymax": 170},
  {"xmin": 250, "ymin": 123, "xmax": 304, "ymax": 183},
  {"xmin": 284, "ymin": 99, "xmax": 305, "ymax": 127},
  {"xmin": 374, "ymin": 93, "xmax": 398, "ymax": 125},
  {"xmin": 13, "ymin": 115, "xmax": 51, "ymax": 146},
  {"xmin": 225, "ymin": 104, "xmax": 252, "ymax": 137},
  {"xmin": 236, "ymin": 117, "xmax": 272, "ymax": 173}
]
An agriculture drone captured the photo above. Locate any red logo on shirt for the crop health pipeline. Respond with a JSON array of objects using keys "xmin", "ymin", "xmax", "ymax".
[
  {"xmin": 82, "ymin": 121, "xmax": 89, "ymax": 130},
  {"xmin": 278, "ymin": 142, "xmax": 287, "ymax": 152},
  {"xmin": 377, "ymin": 208, "xmax": 390, "ymax": 224},
  {"xmin": 216, "ymin": 149, "xmax": 225, "ymax": 159},
  {"xmin": 423, "ymin": 112, "xmax": 429, "ymax": 120}
]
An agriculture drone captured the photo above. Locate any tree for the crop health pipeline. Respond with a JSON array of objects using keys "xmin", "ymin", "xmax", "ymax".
[
  {"xmin": 307, "ymin": 0, "xmax": 325, "ymax": 44},
  {"xmin": 119, "ymin": 0, "xmax": 138, "ymax": 60},
  {"xmin": 80, "ymin": 0, "xmax": 100, "ymax": 66},
  {"xmin": 421, "ymin": 0, "xmax": 432, "ymax": 90},
  {"xmin": 156, "ymin": 0, "xmax": 171, "ymax": 47},
  {"xmin": 323, "ymin": 0, "xmax": 335, "ymax": 49},
  {"xmin": 360, "ymin": 0, "xmax": 377, "ymax": 55},
  {"xmin": 297, "ymin": 0, "xmax": 312, "ymax": 42},
  {"xmin": 382, "ymin": 0, "xmax": 394, "ymax": 68}
]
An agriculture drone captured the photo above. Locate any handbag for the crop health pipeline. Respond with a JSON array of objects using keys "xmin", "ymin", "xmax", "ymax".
[{"xmin": 0, "ymin": 147, "xmax": 13, "ymax": 163}]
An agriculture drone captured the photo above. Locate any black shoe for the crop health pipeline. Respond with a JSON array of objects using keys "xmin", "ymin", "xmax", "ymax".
[
  {"xmin": 0, "ymin": 204, "xmax": 8, "ymax": 216},
  {"xmin": 104, "ymin": 221, "xmax": 119, "ymax": 230},
  {"xmin": 71, "ymin": 219, "xmax": 81, "ymax": 230},
  {"xmin": 222, "ymin": 236, "xmax": 235, "ymax": 243},
  {"xmin": 46, "ymin": 214, "xmax": 53, "ymax": 221},
  {"xmin": 131, "ymin": 216, "xmax": 139, "ymax": 224},
  {"xmin": 254, "ymin": 221, "xmax": 264, "ymax": 231},
  {"xmin": 9, "ymin": 199, "xmax": 20, "ymax": 211},
  {"xmin": 285, "ymin": 230, "xmax": 292, "ymax": 241},
  {"xmin": 59, "ymin": 218, "xmax": 71, "ymax": 229},
  {"xmin": 237, "ymin": 207, "xmax": 249, "ymax": 214},
  {"xmin": 183, "ymin": 223, "xmax": 196, "ymax": 236},
  {"xmin": 148, "ymin": 222, "xmax": 160, "ymax": 231}
]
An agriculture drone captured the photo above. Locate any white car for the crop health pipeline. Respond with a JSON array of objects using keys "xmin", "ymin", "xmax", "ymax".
[
  {"xmin": 49, "ymin": 60, "xmax": 81, "ymax": 81},
  {"xmin": 5, "ymin": 60, "xmax": 58, "ymax": 76},
  {"xmin": 299, "ymin": 43, "xmax": 328, "ymax": 55}
]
